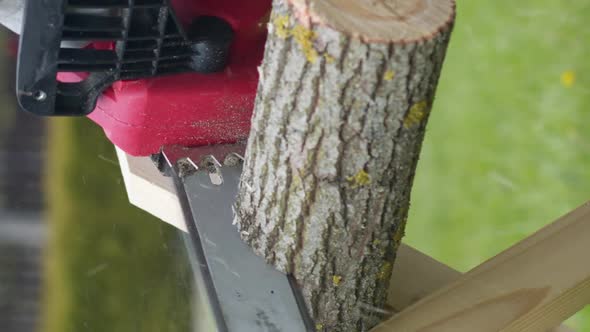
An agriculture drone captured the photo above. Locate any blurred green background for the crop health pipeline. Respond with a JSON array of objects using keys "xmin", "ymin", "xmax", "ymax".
[
  {"xmin": 405, "ymin": 0, "xmax": 590, "ymax": 329},
  {"xmin": 44, "ymin": 117, "xmax": 193, "ymax": 332},
  {"xmin": 42, "ymin": 0, "xmax": 589, "ymax": 331}
]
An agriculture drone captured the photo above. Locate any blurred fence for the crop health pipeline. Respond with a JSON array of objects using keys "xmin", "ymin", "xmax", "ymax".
[
  {"xmin": 0, "ymin": 31, "xmax": 46, "ymax": 331},
  {"xmin": 0, "ymin": 111, "xmax": 46, "ymax": 212},
  {"xmin": 0, "ymin": 241, "xmax": 43, "ymax": 332}
]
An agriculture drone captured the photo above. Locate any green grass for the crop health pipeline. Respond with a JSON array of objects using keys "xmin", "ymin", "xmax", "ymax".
[
  {"xmin": 43, "ymin": 118, "xmax": 192, "ymax": 332},
  {"xmin": 405, "ymin": 0, "xmax": 590, "ymax": 329}
]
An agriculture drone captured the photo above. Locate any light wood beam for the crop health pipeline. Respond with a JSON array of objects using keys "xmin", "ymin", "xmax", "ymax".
[{"xmin": 375, "ymin": 202, "xmax": 590, "ymax": 332}]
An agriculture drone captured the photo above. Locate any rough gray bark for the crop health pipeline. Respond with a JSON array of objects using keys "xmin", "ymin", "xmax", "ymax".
[{"xmin": 236, "ymin": 1, "xmax": 455, "ymax": 330}]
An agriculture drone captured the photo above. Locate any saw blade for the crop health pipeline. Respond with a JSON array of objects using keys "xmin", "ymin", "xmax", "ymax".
[{"xmin": 162, "ymin": 144, "xmax": 314, "ymax": 332}]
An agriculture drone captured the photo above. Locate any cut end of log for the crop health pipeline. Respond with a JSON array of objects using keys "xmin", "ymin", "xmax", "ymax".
[{"xmin": 289, "ymin": 0, "xmax": 456, "ymax": 42}]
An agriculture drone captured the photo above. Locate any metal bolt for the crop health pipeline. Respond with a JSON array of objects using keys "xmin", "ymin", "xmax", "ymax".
[{"xmin": 33, "ymin": 90, "xmax": 47, "ymax": 101}]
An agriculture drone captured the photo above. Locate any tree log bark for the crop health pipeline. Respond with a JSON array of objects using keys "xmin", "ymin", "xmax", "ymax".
[{"xmin": 235, "ymin": 0, "xmax": 455, "ymax": 330}]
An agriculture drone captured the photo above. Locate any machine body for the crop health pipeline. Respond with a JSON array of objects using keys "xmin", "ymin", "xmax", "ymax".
[{"xmin": 16, "ymin": 0, "xmax": 271, "ymax": 155}]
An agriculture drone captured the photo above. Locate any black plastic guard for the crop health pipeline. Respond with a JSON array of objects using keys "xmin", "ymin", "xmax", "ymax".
[
  {"xmin": 17, "ymin": 0, "xmax": 68, "ymax": 115},
  {"xmin": 16, "ymin": 0, "xmax": 234, "ymax": 117}
]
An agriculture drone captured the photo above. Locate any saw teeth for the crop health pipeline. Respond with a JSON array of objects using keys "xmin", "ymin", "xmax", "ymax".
[
  {"xmin": 187, "ymin": 153, "xmax": 244, "ymax": 186},
  {"xmin": 200, "ymin": 155, "xmax": 223, "ymax": 169},
  {"xmin": 223, "ymin": 152, "xmax": 244, "ymax": 167},
  {"xmin": 162, "ymin": 144, "xmax": 246, "ymax": 185},
  {"xmin": 189, "ymin": 155, "xmax": 224, "ymax": 185},
  {"xmin": 177, "ymin": 158, "xmax": 198, "ymax": 178}
]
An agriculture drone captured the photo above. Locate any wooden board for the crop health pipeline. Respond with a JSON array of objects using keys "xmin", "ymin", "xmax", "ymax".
[
  {"xmin": 374, "ymin": 202, "xmax": 590, "ymax": 332},
  {"xmin": 116, "ymin": 148, "xmax": 186, "ymax": 232},
  {"xmin": 388, "ymin": 244, "xmax": 460, "ymax": 312},
  {"xmin": 388, "ymin": 245, "xmax": 576, "ymax": 332}
]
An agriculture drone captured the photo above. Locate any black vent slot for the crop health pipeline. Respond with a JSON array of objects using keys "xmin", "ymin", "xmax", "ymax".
[
  {"xmin": 17, "ymin": 0, "xmax": 234, "ymax": 116},
  {"xmin": 67, "ymin": 0, "xmax": 165, "ymax": 9}
]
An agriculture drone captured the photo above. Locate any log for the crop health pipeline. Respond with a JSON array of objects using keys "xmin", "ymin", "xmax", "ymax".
[{"xmin": 235, "ymin": 0, "xmax": 456, "ymax": 330}]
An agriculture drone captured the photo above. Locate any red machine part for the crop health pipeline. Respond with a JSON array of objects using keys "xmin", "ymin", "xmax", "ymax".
[{"xmin": 83, "ymin": 0, "xmax": 270, "ymax": 156}]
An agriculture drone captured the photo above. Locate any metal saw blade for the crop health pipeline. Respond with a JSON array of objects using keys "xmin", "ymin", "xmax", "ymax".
[{"xmin": 162, "ymin": 145, "xmax": 314, "ymax": 332}]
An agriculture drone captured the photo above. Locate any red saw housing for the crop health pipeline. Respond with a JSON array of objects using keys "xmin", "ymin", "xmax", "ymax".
[{"xmin": 62, "ymin": 0, "xmax": 271, "ymax": 156}]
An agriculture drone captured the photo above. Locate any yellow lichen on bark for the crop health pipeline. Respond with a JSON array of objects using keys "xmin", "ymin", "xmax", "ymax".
[
  {"xmin": 324, "ymin": 53, "xmax": 336, "ymax": 64},
  {"xmin": 384, "ymin": 70, "xmax": 396, "ymax": 81},
  {"xmin": 272, "ymin": 14, "xmax": 319, "ymax": 63},
  {"xmin": 347, "ymin": 169, "xmax": 372, "ymax": 188},
  {"xmin": 273, "ymin": 15, "xmax": 291, "ymax": 39},
  {"xmin": 292, "ymin": 25, "xmax": 319, "ymax": 63},
  {"xmin": 377, "ymin": 262, "xmax": 393, "ymax": 280},
  {"xmin": 403, "ymin": 101, "xmax": 429, "ymax": 128}
]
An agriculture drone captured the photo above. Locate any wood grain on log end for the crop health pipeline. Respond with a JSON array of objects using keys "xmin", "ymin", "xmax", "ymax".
[{"xmin": 289, "ymin": 0, "xmax": 456, "ymax": 43}]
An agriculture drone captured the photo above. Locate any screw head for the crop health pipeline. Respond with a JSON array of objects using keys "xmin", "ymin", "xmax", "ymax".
[{"xmin": 33, "ymin": 90, "xmax": 47, "ymax": 101}]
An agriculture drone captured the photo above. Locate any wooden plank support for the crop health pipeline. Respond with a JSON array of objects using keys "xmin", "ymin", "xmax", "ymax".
[
  {"xmin": 388, "ymin": 245, "xmax": 577, "ymax": 332},
  {"xmin": 387, "ymin": 244, "xmax": 460, "ymax": 313},
  {"xmin": 375, "ymin": 202, "xmax": 590, "ymax": 332},
  {"xmin": 115, "ymin": 147, "xmax": 186, "ymax": 232}
]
